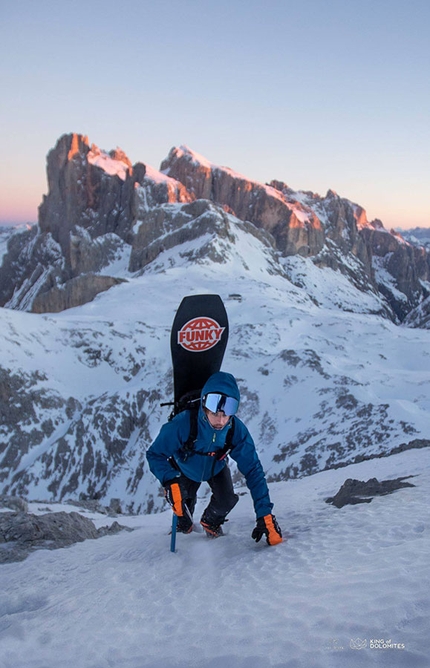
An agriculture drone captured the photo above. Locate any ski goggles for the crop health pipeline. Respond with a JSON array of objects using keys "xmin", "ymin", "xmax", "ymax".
[{"xmin": 203, "ymin": 393, "xmax": 239, "ymax": 416}]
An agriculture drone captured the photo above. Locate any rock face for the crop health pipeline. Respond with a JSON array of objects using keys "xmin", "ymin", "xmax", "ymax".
[
  {"xmin": 400, "ymin": 227, "xmax": 430, "ymax": 250},
  {"xmin": 360, "ymin": 225, "xmax": 430, "ymax": 321},
  {"xmin": 0, "ymin": 507, "xmax": 131, "ymax": 563},
  {"xmin": 39, "ymin": 134, "xmax": 141, "ymax": 255},
  {"xmin": 1, "ymin": 133, "xmax": 430, "ymax": 321},
  {"xmin": 403, "ymin": 295, "xmax": 430, "ymax": 329},
  {"xmin": 129, "ymin": 199, "xmax": 235, "ymax": 272},
  {"xmin": 0, "ymin": 134, "xmax": 192, "ymax": 312},
  {"xmin": 0, "ymin": 365, "xmax": 76, "ymax": 483},
  {"xmin": 160, "ymin": 146, "xmax": 325, "ymax": 257},
  {"xmin": 326, "ymin": 476, "xmax": 415, "ymax": 508},
  {"xmin": 159, "ymin": 147, "xmax": 430, "ymax": 320},
  {"xmin": 0, "ymin": 363, "xmax": 157, "ymax": 512},
  {"xmin": 32, "ymin": 273, "xmax": 126, "ymax": 313},
  {"xmin": 0, "ymin": 225, "xmax": 62, "ymax": 308},
  {"xmin": 0, "ymin": 495, "xmax": 28, "ymax": 512}
]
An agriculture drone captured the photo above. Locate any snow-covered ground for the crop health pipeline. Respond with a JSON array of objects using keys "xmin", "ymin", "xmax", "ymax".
[
  {"xmin": 3, "ymin": 220, "xmax": 430, "ymax": 507},
  {"xmin": 1, "ymin": 211, "xmax": 429, "ymax": 665},
  {"xmin": 1, "ymin": 447, "xmax": 429, "ymax": 668}
]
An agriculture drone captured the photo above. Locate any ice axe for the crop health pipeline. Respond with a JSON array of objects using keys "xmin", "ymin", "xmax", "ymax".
[{"xmin": 170, "ymin": 513, "xmax": 178, "ymax": 552}]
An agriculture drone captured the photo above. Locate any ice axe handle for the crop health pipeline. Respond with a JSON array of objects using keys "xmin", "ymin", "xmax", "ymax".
[{"xmin": 170, "ymin": 514, "xmax": 178, "ymax": 552}]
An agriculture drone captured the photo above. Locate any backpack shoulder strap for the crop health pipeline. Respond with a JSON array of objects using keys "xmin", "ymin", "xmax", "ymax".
[
  {"xmin": 182, "ymin": 408, "xmax": 199, "ymax": 452},
  {"xmin": 217, "ymin": 416, "xmax": 236, "ymax": 461},
  {"xmin": 181, "ymin": 412, "xmax": 236, "ymax": 460}
]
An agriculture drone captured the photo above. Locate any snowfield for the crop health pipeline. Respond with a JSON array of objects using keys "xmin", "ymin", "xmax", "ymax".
[
  {"xmin": 2, "ymin": 221, "xmax": 430, "ymax": 509},
  {"xmin": 1, "ymin": 447, "xmax": 429, "ymax": 668},
  {"xmin": 1, "ymin": 204, "xmax": 430, "ymax": 666}
]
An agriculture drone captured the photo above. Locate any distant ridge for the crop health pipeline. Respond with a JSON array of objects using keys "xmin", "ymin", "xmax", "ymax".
[{"xmin": 0, "ymin": 132, "xmax": 429, "ymax": 323}]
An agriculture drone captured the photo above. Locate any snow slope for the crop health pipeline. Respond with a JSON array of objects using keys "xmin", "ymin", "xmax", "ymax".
[
  {"xmin": 2, "ymin": 216, "xmax": 430, "ymax": 508},
  {"xmin": 1, "ymin": 447, "xmax": 429, "ymax": 668}
]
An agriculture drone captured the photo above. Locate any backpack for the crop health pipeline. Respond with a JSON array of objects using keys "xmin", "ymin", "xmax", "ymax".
[{"xmin": 162, "ymin": 390, "xmax": 236, "ymax": 462}]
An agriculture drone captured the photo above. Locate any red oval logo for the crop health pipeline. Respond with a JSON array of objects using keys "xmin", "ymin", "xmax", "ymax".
[{"xmin": 178, "ymin": 317, "xmax": 225, "ymax": 352}]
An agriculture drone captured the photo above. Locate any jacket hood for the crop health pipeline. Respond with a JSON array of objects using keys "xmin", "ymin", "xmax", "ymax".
[{"xmin": 201, "ymin": 372, "xmax": 240, "ymax": 403}]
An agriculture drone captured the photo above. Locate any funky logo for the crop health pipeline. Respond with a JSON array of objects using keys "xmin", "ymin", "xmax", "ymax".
[{"xmin": 178, "ymin": 317, "xmax": 225, "ymax": 352}]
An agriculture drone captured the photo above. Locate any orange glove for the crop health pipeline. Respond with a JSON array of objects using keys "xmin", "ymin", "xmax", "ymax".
[
  {"xmin": 164, "ymin": 480, "xmax": 184, "ymax": 517},
  {"xmin": 252, "ymin": 514, "xmax": 283, "ymax": 545}
]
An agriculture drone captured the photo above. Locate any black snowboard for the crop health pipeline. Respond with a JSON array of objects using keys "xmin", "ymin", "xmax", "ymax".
[{"xmin": 170, "ymin": 294, "xmax": 229, "ymax": 413}]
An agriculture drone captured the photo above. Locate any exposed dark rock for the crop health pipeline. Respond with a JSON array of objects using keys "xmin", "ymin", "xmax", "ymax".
[
  {"xmin": 161, "ymin": 146, "xmax": 325, "ymax": 257},
  {"xmin": 38, "ymin": 134, "xmax": 192, "ymax": 261},
  {"xmin": 0, "ymin": 134, "xmax": 192, "ymax": 312},
  {"xmin": 326, "ymin": 476, "xmax": 416, "ymax": 508},
  {"xmin": 400, "ymin": 227, "xmax": 430, "ymax": 249},
  {"xmin": 135, "ymin": 166, "xmax": 193, "ymax": 211},
  {"xmin": 0, "ymin": 366, "xmax": 75, "ymax": 483},
  {"xmin": 160, "ymin": 148, "xmax": 430, "ymax": 321},
  {"xmin": 0, "ymin": 226, "xmax": 63, "ymax": 307},
  {"xmin": 64, "ymin": 496, "xmax": 122, "ymax": 515},
  {"xmin": 129, "ymin": 199, "xmax": 234, "ymax": 271},
  {"xmin": 360, "ymin": 226, "xmax": 430, "ymax": 321},
  {"xmin": 0, "ymin": 495, "xmax": 28, "ymax": 512},
  {"xmin": 31, "ymin": 273, "xmax": 126, "ymax": 313},
  {"xmin": 108, "ymin": 498, "xmax": 123, "ymax": 515},
  {"xmin": 5, "ymin": 387, "xmax": 154, "ymax": 504},
  {"xmin": 0, "ymin": 510, "xmax": 132, "ymax": 563},
  {"xmin": 39, "ymin": 134, "xmax": 141, "ymax": 254},
  {"xmin": 320, "ymin": 191, "xmax": 373, "ymax": 270},
  {"xmin": 66, "ymin": 498, "xmax": 109, "ymax": 514}
]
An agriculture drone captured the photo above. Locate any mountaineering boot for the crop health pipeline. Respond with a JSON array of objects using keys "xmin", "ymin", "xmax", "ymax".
[{"xmin": 200, "ymin": 511, "xmax": 227, "ymax": 538}]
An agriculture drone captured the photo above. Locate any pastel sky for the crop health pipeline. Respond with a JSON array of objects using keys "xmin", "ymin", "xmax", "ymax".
[{"xmin": 1, "ymin": 0, "xmax": 429, "ymax": 229}]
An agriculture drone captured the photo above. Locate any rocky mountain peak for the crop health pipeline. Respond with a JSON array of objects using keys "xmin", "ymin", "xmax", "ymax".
[
  {"xmin": 325, "ymin": 189, "xmax": 339, "ymax": 199},
  {"xmin": 86, "ymin": 144, "xmax": 133, "ymax": 180},
  {"xmin": 67, "ymin": 132, "xmax": 88, "ymax": 159},
  {"xmin": 1, "ymin": 133, "xmax": 430, "ymax": 324},
  {"xmin": 36, "ymin": 134, "xmax": 146, "ymax": 280},
  {"xmin": 108, "ymin": 147, "xmax": 133, "ymax": 167},
  {"xmin": 161, "ymin": 145, "xmax": 325, "ymax": 257}
]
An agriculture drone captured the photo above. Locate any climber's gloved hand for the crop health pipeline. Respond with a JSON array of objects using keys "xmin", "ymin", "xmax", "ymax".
[
  {"xmin": 252, "ymin": 514, "xmax": 283, "ymax": 545},
  {"xmin": 164, "ymin": 479, "xmax": 185, "ymax": 517}
]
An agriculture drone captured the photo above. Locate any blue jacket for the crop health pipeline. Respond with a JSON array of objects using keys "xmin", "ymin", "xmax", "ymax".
[{"xmin": 146, "ymin": 372, "xmax": 273, "ymax": 519}]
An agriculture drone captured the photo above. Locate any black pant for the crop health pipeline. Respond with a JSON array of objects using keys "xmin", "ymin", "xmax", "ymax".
[{"xmin": 178, "ymin": 464, "xmax": 239, "ymax": 528}]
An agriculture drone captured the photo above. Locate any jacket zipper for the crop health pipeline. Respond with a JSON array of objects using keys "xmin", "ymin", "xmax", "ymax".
[{"xmin": 202, "ymin": 432, "xmax": 217, "ymax": 480}]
